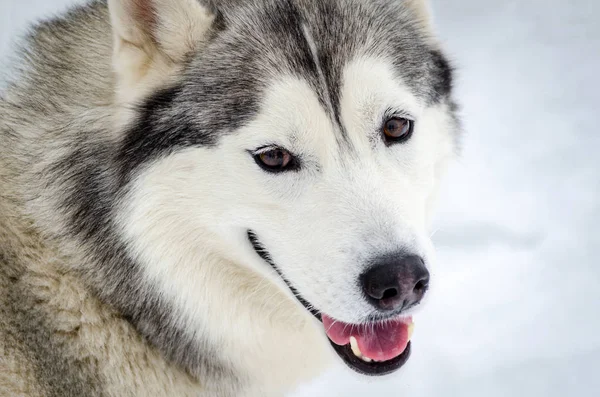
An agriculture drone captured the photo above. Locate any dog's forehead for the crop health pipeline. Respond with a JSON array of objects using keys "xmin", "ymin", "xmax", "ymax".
[
  {"xmin": 121, "ymin": 0, "xmax": 454, "ymax": 177},
  {"xmin": 182, "ymin": 0, "xmax": 452, "ymax": 120}
]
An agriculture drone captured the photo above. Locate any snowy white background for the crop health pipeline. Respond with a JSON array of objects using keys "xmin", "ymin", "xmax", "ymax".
[{"xmin": 1, "ymin": 1, "xmax": 599, "ymax": 396}]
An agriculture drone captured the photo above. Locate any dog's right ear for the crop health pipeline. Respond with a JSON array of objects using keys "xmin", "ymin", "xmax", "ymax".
[
  {"xmin": 403, "ymin": 0, "xmax": 435, "ymax": 34},
  {"xmin": 108, "ymin": 0, "xmax": 215, "ymax": 103}
]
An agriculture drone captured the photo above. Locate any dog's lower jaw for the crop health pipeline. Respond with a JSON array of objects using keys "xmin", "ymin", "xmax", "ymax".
[
  {"xmin": 139, "ymin": 255, "xmax": 334, "ymax": 396},
  {"xmin": 238, "ymin": 325, "xmax": 334, "ymax": 397},
  {"xmin": 204, "ymin": 275, "xmax": 334, "ymax": 396}
]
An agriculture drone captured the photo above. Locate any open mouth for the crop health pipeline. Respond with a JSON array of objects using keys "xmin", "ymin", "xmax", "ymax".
[
  {"xmin": 248, "ymin": 231, "xmax": 413, "ymax": 376},
  {"xmin": 323, "ymin": 315, "xmax": 413, "ymax": 375}
]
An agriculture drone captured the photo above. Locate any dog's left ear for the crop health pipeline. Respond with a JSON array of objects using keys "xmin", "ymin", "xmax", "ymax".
[{"xmin": 108, "ymin": 0, "xmax": 215, "ymax": 103}]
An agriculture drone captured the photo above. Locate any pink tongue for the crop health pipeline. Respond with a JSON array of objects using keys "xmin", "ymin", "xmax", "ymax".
[{"xmin": 322, "ymin": 314, "xmax": 412, "ymax": 362}]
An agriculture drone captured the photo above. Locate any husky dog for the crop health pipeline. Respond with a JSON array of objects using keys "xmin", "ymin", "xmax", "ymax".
[{"xmin": 0, "ymin": 0, "xmax": 460, "ymax": 395}]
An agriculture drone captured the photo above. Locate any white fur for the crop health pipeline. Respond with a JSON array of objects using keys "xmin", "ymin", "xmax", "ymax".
[{"xmin": 116, "ymin": 54, "xmax": 455, "ymax": 394}]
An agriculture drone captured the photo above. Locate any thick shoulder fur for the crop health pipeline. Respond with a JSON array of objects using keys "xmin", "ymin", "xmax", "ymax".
[{"xmin": 0, "ymin": 2, "xmax": 208, "ymax": 396}]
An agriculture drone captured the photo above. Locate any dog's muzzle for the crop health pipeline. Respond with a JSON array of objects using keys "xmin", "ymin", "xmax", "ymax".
[{"xmin": 247, "ymin": 230, "xmax": 426, "ymax": 376}]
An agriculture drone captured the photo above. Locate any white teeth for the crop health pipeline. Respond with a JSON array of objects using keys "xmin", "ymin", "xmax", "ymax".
[
  {"xmin": 408, "ymin": 322, "xmax": 415, "ymax": 340},
  {"xmin": 349, "ymin": 337, "xmax": 373, "ymax": 363},
  {"xmin": 349, "ymin": 337, "xmax": 361, "ymax": 357}
]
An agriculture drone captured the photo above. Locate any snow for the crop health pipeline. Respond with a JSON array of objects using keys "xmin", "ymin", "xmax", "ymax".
[{"xmin": 1, "ymin": 1, "xmax": 599, "ymax": 396}]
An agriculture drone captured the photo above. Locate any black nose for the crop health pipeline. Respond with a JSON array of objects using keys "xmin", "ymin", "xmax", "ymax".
[{"xmin": 360, "ymin": 254, "xmax": 430, "ymax": 312}]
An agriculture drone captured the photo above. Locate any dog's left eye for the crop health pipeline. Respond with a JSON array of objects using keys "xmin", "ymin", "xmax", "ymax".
[
  {"xmin": 253, "ymin": 148, "xmax": 298, "ymax": 173},
  {"xmin": 383, "ymin": 117, "xmax": 414, "ymax": 145}
]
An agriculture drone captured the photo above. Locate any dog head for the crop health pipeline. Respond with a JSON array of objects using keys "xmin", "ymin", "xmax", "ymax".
[{"xmin": 107, "ymin": 0, "xmax": 460, "ymax": 380}]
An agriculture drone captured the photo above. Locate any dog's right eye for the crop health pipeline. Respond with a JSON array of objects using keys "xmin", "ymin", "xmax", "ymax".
[{"xmin": 253, "ymin": 148, "xmax": 299, "ymax": 173}]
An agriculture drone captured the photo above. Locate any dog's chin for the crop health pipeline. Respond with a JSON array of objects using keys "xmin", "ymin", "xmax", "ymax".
[{"xmin": 247, "ymin": 231, "xmax": 413, "ymax": 376}]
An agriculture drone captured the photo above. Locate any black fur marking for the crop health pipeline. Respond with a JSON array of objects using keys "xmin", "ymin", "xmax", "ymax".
[
  {"xmin": 428, "ymin": 49, "xmax": 454, "ymax": 103},
  {"xmin": 117, "ymin": 84, "xmax": 205, "ymax": 183},
  {"xmin": 310, "ymin": 0, "xmax": 350, "ymax": 141}
]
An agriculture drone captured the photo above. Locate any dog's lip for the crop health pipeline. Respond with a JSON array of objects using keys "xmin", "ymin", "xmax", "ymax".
[
  {"xmin": 329, "ymin": 339, "xmax": 412, "ymax": 376},
  {"xmin": 247, "ymin": 230, "xmax": 411, "ymax": 376}
]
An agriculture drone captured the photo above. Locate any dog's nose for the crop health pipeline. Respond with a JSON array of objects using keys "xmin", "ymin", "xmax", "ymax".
[{"xmin": 360, "ymin": 254, "xmax": 430, "ymax": 312}]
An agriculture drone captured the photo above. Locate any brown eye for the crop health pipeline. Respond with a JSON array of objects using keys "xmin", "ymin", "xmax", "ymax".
[
  {"xmin": 254, "ymin": 148, "xmax": 298, "ymax": 173},
  {"xmin": 383, "ymin": 117, "xmax": 414, "ymax": 144}
]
